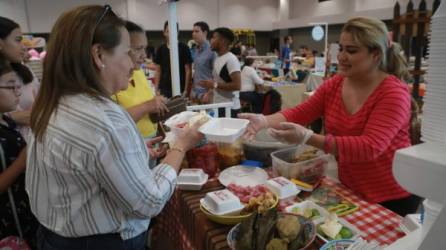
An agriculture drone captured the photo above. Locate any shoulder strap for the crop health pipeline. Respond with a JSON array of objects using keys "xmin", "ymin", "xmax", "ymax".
[{"xmin": 0, "ymin": 144, "xmax": 24, "ymax": 240}]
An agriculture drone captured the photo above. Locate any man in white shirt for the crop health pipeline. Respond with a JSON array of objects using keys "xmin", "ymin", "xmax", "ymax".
[
  {"xmin": 240, "ymin": 57, "xmax": 264, "ymax": 113},
  {"xmin": 199, "ymin": 27, "xmax": 241, "ymax": 117}
]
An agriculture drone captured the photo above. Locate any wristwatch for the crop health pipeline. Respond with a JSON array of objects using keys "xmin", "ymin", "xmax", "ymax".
[{"xmin": 213, "ymin": 82, "xmax": 218, "ymax": 89}]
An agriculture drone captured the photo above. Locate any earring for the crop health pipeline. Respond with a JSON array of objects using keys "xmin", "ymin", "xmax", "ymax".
[{"xmin": 101, "ymin": 64, "xmax": 106, "ymax": 68}]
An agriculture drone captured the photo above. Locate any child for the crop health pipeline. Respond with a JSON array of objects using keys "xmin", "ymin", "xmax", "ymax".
[{"xmin": 0, "ymin": 56, "xmax": 37, "ymax": 248}]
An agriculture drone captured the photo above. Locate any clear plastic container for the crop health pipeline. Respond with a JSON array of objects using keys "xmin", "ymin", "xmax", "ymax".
[
  {"xmin": 217, "ymin": 140, "xmax": 243, "ymax": 170},
  {"xmin": 271, "ymin": 145, "xmax": 330, "ymax": 184},
  {"xmin": 186, "ymin": 143, "xmax": 219, "ymax": 178}
]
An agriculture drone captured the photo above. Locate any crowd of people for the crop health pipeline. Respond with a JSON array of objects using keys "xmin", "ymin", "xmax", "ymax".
[{"xmin": 0, "ymin": 4, "xmax": 419, "ymax": 250}]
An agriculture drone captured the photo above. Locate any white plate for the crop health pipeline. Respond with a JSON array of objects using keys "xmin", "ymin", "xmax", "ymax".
[{"xmin": 218, "ymin": 165, "xmax": 268, "ymax": 187}]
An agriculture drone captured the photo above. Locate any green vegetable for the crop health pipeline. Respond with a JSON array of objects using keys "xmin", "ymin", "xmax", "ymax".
[
  {"xmin": 339, "ymin": 227, "xmax": 353, "ymax": 239},
  {"xmin": 317, "ymin": 224, "xmax": 325, "ymax": 236},
  {"xmin": 311, "ymin": 209, "xmax": 320, "ymax": 218}
]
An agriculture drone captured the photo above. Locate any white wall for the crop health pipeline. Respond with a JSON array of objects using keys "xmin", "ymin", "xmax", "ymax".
[
  {"xmin": 0, "ymin": 0, "xmax": 29, "ymax": 32},
  {"xmin": 0, "ymin": 0, "xmax": 278, "ymax": 33},
  {"xmin": 275, "ymin": 0, "xmax": 439, "ymax": 29}
]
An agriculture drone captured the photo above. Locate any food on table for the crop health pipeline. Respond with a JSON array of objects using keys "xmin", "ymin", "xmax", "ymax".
[
  {"xmin": 235, "ymin": 209, "xmax": 314, "ymax": 250},
  {"xmin": 217, "ymin": 141, "xmax": 242, "ymax": 169},
  {"xmin": 186, "ymin": 143, "xmax": 219, "ymax": 177},
  {"xmin": 227, "ymin": 183, "xmax": 270, "ymax": 203},
  {"xmin": 317, "ymin": 214, "xmax": 354, "ymax": 240},
  {"xmin": 188, "ymin": 110, "xmax": 210, "ymax": 127},
  {"xmin": 291, "ymin": 207, "xmax": 321, "ymax": 220},
  {"xmin": 276, "ymin": 215, "xmax": 300, "ymax": 242},
  {"xmin": 266, "ymin": 238, "xmax": 288, "ymax": 250},
  {"xmin": 227, "ymin": 183, "xmax": 276, "ymax": 214},
  {"xmin": 292, "ymin": 147, "xmax": 318, "ymax": 162}
]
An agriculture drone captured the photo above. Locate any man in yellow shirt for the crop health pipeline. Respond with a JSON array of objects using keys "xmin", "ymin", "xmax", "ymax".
[{"xmin": 113, "ymin": 21, "xmax": 169, "ymax": 164}]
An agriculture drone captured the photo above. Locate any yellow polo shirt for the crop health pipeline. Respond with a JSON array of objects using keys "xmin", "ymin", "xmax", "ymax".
[{"xmin": 112, "ymin": 69, "xmax": 157, "ymax": 138}]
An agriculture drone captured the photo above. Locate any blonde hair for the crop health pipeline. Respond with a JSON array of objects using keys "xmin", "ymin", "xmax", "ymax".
[{"xmin": 342, "ymin": 17, "xmax": 409, "ymax": 80}]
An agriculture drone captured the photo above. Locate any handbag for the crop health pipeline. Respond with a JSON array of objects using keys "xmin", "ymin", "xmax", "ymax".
[
  {"xmin": 149, "ymin": 95, "xmax": 187, "ymax": 123},
  {"xmin": 0, "ymin": 145, "xmax": 31, "ymax": 250}
]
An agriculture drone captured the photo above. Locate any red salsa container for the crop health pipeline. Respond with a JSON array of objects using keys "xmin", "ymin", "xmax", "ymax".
[{"xmin": 186, "ymin": 143, "xmax": 219, "ymax": 178}]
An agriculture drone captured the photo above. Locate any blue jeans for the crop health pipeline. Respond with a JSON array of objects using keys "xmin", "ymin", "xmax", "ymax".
[{"xmin": 36, "ymin": 225, "xmax": 147, "ymax": 250}]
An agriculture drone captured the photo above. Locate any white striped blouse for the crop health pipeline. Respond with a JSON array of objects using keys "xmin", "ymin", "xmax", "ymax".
[{"xmin": 25, "ymin": 94, "xmax": 177, "ymax": 240}]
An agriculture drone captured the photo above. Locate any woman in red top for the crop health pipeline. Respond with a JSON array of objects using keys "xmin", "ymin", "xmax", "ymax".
[{"xmin": 240, "ymin": 17, "xmax": 419, "ymax": 216}]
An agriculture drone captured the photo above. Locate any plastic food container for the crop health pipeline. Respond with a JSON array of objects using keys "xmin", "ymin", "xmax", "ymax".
[
  {"xmin": 271, "ymin": 145, "xmax": 330, "ymax": 184},
  {"xmin": 285, "ymin": 200, "xmax": 329, "ymax": 221},
  {"xmin": 242, "ymin": 129, "xmax": 291, "ymax": 167},
  {"xmin": 265, "ymin": 176, "xmax": 300, "ymax": 199},
  {"xmin": 186, "ymin": 143, "xmax": 219, "ymax": 178},
  {"xmin": 315, "ymin": 217, "xmax": 361, "ymax": 242},
  {"xmin": 177, "ymin": 169, "xmax": 208, "ymax": 191},
  {"xmin": 200, "ymin": 189, "xmax": 244, "ymax": 216},
  {"xmin": 199, "ymin": 118, "xmax": 249, "ymax": 143},
  {"xmin": 217, "ymin": 140, "xmax": 242, "ymax": 169}
]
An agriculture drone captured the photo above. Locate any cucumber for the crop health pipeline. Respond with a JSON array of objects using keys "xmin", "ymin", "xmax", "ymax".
[{"xmin": 339, "ymin": 227, "xmax": 353, "ymax": 239}]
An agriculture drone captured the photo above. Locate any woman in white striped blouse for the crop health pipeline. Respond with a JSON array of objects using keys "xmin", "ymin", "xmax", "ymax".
[{"xmin": 26, "ymin": 5, "xmax": 204, "ymax": 250}]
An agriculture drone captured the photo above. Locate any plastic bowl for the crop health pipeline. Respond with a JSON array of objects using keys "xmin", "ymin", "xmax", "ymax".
[
  {"xmin": 243, "ymin": 129, "xmax": 291, "ymax": 167},
  {"xmin": 227, "ymin": 213, "xmax": 317, "ymax": 249},
  {"xmin": 271, "ymin": 145, "xmax": 330, "ymax": 184}
]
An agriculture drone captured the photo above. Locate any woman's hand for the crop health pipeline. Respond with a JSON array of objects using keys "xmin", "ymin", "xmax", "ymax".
[
  {"xmin": 173, "ymin": 121, "xmax": 205, "ymax": 152},
  {"xmin": 268, "ymin": 122, "xmax": 314, "ymax": 145},
  {"xmin": 238, "ymin": 113, "xmax": 269, "ymax": 140},
  {"xmin": 146, "ymin": 95, "xmax": 169, "ymax": 115},
  {"xmin": 146, "ymin": 136, "xmax": 167, "ymax": 159}
]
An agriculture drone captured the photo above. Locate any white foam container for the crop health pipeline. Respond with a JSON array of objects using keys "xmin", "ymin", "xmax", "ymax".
[
  {"xmin": 285, "ymin": 200, "xmax": 329, "ymax": 221},
  {"xmin": 315, "ymin": 217, "xmax": 362, "ymax": 243},
  {"xmin": 200, "ymin": 189, "xmax": 244, "ymax": 215},
  {"xmin": 422, "ymin": 199, "xmax": 443, "ymax": 239},
  {"xmin": 177, "ymin": 169, "xmax": 208, "ymax": 191},
  {"xmin": 265, "ymin": 176, "xmax": 300, "ymax": 199},
  {"xmin": 199, "ymin": 118, "xmax": 249, "ymax": 143}
]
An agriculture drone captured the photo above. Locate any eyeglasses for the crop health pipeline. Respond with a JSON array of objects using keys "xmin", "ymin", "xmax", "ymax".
[
  {"xmin": 96, "ymin": 5, "xmax": 112, "ymax": 27},
  {"xmin": 91, "ymin": 5, "xmax": 112, "ymax": 44},
  {"xmin": 0, "ymin": 85, "xmax": 22, "ymax": 94}
]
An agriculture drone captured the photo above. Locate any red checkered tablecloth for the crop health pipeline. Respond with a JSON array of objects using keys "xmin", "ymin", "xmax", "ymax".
[
  {"xmin": 325, "ymin": 178, "xmax": 405, "ymax": 246},
  {"xmin": 151, "ymin": 176, "xmax": 405, "ymax": 250}
]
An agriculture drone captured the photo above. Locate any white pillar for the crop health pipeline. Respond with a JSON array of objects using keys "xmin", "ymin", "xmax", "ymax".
[{"xmin": 168, "ymin": 1, "xmax": 181, "ymax": 96}]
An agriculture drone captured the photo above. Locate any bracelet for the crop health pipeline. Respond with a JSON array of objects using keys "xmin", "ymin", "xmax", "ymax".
[
  {"xmin": 213, "ymin": 82, "xmax": 218, "ymax": 89},
  {"xmin": 323, "ymin": 134, "xmax": 334, "ymax": 154}
]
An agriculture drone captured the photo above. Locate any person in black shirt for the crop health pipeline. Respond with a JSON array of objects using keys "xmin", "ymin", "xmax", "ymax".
[
  {"xmin": 0, "ymin": 56, "xmax": 38, "ymax": 248},
  {"xmin": 154, "ymin": 21, "xmax": 192, "ymax": 98}
]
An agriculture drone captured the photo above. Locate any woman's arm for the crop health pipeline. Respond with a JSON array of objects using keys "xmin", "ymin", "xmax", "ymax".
[
  {"xmin": 8, "ymin": 110, "xmax": 31, "ymax": 126},
  {"xmin": 0, "ymin": 148, "xmax": 26, "ymax": 193}
]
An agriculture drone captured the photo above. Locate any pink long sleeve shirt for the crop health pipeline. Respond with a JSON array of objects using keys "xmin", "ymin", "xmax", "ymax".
[{"xmin": 282, "ymin": 74, "xmax": 411, "ymax": 203}]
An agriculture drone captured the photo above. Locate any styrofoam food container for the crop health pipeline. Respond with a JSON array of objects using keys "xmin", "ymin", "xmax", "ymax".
[
  {"xmin": 177, "ymin": 169, "xmax": 208, "ymax": 191},
  {"xmin": 199, "ymin": 118, "xmax": 249, "ymax": 143},
  {"xmin": 265, "ymin": 176, "xmax": 300, "ymax": 199},
  {"xmin": 178, "ymin": 168, "xmax": 207, "ymax": 183},
  {"xmin": 285, "ymin": 200, "xmax": 329, "ymax": 221},
  {"xmin": 200, "ymin": 189, "xmax": 244, "ymax": 216},
  {"xmin": 315, "ymin": 217, "xmax": 362, "ymax": 242}
]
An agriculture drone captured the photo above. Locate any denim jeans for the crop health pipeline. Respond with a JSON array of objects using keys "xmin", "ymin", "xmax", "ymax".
[{"xmin": 36, "ymin": 225, "xmax": 147, "ymax": 250}]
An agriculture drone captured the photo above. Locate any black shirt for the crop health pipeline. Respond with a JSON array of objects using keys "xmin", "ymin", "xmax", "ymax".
[
  {"xmin": 0, "ymin": 115, "xmax": 37, "ymax": 247},
  {"xmin": 154, "ymin": 42, "xmax": 193, "ymax": 98}
]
